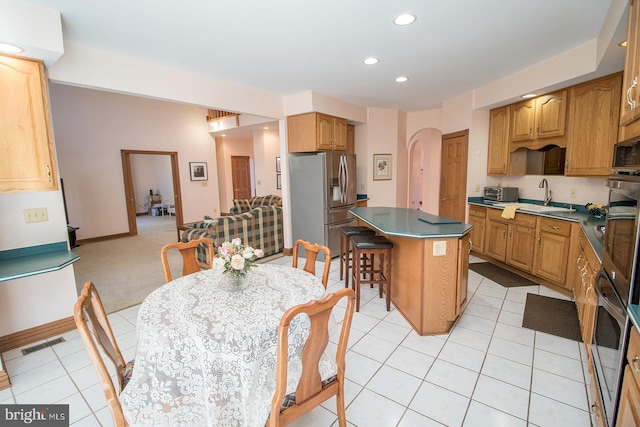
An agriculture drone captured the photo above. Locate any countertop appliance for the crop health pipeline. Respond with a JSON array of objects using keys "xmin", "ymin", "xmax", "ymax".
[
  {"xmin": 595, "ymin": 135, "xmax": 640, "ymax": 426},
  {"xmin": 289, "ymin": 152, "xmax": 357, "ymax": 258},
  {"xmin": 483, "ymin": 186, "xmax": 519, "ymax": 202}
]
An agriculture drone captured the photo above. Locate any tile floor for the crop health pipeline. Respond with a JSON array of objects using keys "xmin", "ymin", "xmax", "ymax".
[{"xmin": 0, "ymin": 256, "xmax": 595, "ymax": 426}]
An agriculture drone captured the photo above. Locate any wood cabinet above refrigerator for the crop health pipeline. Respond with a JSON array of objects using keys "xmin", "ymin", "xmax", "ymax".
[{"xmin": 287, "ymin": 112, "xmax": 348, "ymax": 153}]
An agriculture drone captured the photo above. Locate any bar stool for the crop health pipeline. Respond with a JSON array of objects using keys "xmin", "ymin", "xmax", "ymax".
[
  {"xmin": 350, "ymin": 235, "xmax": 393, "ymax": 312},
  {"xmin": 339, "ymin": 226, "xmax": 376, "ymax": 288}
]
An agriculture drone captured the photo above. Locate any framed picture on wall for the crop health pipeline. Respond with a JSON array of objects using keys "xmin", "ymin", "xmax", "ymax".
[
  {"xmin": 373, "ymin": 154, "xmax": 392, "ymax": 180},
  {"xmin": 276, "ymin": 173, "xmax": 282, "ymax": 189},
  {"xmin": 189, "ymin": 162, "xmax": 208, "ymax": 181},
  {"xmin": 276, "ymin": 157, "xmax": 281, "ymax": 173}
]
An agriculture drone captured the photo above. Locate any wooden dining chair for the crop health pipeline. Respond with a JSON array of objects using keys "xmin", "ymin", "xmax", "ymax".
[
  {"xmin": 292, "ymin": 239, "xmax": 331, "ymax": 288},
  {"xmin": 268, "ymin": 288, "xmax": 356, "ymax": 427},
  {"xmin": 74, "ymin": 282, "xmax": 134, "ymax": 427},
  {"xmin": 160, "ymin": 237, "xmax": 214, "ymax": 282}
]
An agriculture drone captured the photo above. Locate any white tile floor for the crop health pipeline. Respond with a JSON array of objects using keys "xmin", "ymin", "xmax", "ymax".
[{"xmin": 0, "ymin": 256, "xmax": 595, "ymax": 426}]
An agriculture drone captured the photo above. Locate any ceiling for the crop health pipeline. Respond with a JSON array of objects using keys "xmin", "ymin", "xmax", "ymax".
[{"xmin": 18, "ymin": 0, "xmax": 628, "ymax": 117}]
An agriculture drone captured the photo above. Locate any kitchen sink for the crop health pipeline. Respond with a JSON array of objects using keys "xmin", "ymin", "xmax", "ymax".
[{"xmin": 493, "ymin": 202, "xmax": 575, "ymax": 213}]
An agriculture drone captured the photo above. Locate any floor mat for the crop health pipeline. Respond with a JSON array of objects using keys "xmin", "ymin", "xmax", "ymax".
[
  {"xmin": 522, "ymin": 293, "xmax": 582, "ymax": 342},
  {"xmin": 469, "ymin": 262, "xmax": 537, "ymax": 288}
]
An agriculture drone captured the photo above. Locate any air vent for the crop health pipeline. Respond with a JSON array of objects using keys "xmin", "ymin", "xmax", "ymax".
[{"xmin": 21, "ymin": 337, "xmax": 65, "ymax": 355}]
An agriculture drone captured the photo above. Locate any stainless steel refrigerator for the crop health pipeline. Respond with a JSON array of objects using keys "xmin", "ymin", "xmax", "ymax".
[{"xmin": 289, "ymin": 152, "xmax": 357, "ymax": 259}]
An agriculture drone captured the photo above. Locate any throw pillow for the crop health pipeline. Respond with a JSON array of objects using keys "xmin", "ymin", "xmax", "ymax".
[{"xmin": 232, "ymin": 199, "xmax": 252, "ymax": 214}]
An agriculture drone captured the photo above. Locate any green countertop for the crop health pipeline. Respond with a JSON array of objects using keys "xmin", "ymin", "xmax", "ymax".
[
  {"xmin": 350, "ymin": 207, "xmax": 472, "ymax": 238},
  {"xmin": 0, "ymin": 242, "xmax": 79, "ymax": 282},
  {"xmin": 468, "ymin": 197, "xmax": 605, "ymax": 263},
  {"xmin": 629, "ymin": 305, "xmax": 640, "ymax": 333}
]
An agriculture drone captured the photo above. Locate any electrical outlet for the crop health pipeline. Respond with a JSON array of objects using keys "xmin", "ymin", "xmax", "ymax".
[
  {"xmin": 570, "ymin": 187, "xmax": 577, "ymax": 198},
  {"xmin": 360, "ymin": 184, "xmax": 365, "ymax": 190},
  {"xmin": 433, "ymin": 241, "xmax": 447, "ymax": 256},
  {"xmin": 23, "ymin": 207, "xmax": 49, "ymax": 223},
  {"xmin": 474, "ymin": 184, "xmax": 480, "ymax": 192}
]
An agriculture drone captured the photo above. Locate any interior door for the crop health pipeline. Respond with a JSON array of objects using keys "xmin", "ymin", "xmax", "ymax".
[
  {"xmin": 231, "ymin": 156, "xmax": 252, "ymax": 199},
  {"xmin": 439, "ymin": 130, "xmax": 468, "ymax": 221}
]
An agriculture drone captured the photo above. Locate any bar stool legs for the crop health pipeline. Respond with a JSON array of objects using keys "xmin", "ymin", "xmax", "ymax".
[
  {"xmin": 350, "ymin": 235, "xmax": 393, "ymax": 312},
  {"xmin": 339, "ymin": 226, "xmax": 376, "ymax": 289}
]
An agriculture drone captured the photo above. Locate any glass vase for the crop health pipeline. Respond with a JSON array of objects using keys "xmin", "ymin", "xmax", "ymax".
[{"xmin": 221, "ymin": 272, "xmax": 251, "ymax": 292}]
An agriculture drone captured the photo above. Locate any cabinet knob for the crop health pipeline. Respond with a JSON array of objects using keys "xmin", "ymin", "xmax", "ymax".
[
  {"xmin": 46, "ymin": 165, "xmax": 51, "ymax": 183},
  {"xmin": 632, "ymin": 355, "xmax": 640, "ymax": 373}
]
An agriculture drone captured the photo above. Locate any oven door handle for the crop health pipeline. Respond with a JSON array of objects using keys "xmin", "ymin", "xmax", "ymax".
[{"xmin": 594, "ymin": 270, "xmax": 627, "ymax": 325}]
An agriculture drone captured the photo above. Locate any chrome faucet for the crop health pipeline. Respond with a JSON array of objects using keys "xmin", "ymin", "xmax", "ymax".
[{"xmin": 539, "ymin": 178, "xmax": 552, "ymax": 205}]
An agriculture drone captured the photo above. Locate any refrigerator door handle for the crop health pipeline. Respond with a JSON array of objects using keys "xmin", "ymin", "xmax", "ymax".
[
  {"xmin": 343, "ymin": 154, "xmax": 349, "ymax": 203},
  {"xmin": 339, "ymin": 154, "xmax": 346, "ymax": 204}
]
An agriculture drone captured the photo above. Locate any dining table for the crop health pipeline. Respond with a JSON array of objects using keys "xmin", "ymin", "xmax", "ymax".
[{"xmin": 119, "ymin": 263, "xmax": 336, "ymax": 427}]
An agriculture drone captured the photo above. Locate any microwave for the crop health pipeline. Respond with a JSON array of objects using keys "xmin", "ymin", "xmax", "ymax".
[{"xmin": 484, "ymin": 186, "xmax": 519, "ymax": 202}]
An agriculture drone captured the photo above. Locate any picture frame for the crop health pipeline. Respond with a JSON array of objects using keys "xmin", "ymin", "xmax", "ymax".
[
  {"xmin": 276, "ymin": 157, "xmax": 281, "ymax": 173},
  {"xmin": 276, "ymin": 173, "xmax": 282, "ymax": 189},
  {"xmin": 189, "ymin": 162, "xmax": 208, "ymax": 181},
  {"xmin": 373, "ymin": 154, "xmax": 392, "ymax": 180}
]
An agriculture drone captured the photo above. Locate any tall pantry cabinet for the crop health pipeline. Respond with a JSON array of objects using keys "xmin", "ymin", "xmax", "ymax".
[{"xmin": 0, "ymin": 54, "xmax": 58, "ymax": 193}]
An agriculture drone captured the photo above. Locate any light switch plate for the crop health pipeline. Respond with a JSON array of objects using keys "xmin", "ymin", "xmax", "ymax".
[
  {"xmin": 24, "ymin": 207, "xmax": 49, "ymax": 223},
  {"xmin": 433, "ymin": 241, "xmax": 446, "ymax": 256}
]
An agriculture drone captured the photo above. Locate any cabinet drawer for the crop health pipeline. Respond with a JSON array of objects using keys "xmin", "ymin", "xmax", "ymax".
[
  {"xmin": 469, "ymin": 205, "xmax": 486, "ymax": 218},
  {"xmin": 487, "ymin": 208, "xmax": 536, "ymax": 228},
  {"xmin": 627, "ymin": 327, "xmax": 640, "ymax": 387},
  {"xmin": 539, "ymin": 217, "xmax": 571, "ymax": 236}
]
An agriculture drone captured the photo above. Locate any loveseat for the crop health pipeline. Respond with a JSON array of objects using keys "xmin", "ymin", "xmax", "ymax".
[{"xmin": 182, "ymin": 195, "xmax": 283, "ymax": 264}]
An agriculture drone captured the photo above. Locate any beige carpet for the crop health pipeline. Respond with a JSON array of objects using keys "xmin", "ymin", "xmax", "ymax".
[
  {"xmin": 72, "ymin": 216, "xmax": 284, "ymax": 314},
  {"xmin": 72, "ymin": 216, "xmax": 186, "ymax": 314}
]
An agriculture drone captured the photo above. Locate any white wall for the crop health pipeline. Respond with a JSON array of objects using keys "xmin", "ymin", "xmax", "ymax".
[
  {"xmin": 214, "ymin": 135, "xmax": 254, "ymax": 213},
  {"xmin": 364, "ymin": 109, "xmax": 402, "ymax": 207},
  {"xmin": 251, "ymin": 129, "xmax": 283, "ymax": 199},
  {"xmin": 49, "ymin": 83, "xmax": 221, "ymax": 237}
]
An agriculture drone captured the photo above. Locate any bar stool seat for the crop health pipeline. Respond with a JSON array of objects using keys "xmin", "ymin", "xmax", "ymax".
[
  {"xmin": 339, "ymin": 226, "xmax": 376, "ymax": 288},
  {"xmin": 350, "ymin": 235, "xmax": 393, "ymax": 312}
]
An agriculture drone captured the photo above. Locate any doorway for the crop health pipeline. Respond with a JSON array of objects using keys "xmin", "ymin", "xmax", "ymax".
[
  {"xmin": 439, "ymin": 130, "xmax": 469, "ymax": 222},
  {"xmin": 121, "ymin": 150, "xmax": 183, "ymax": 236},
  {"xmin": 231, "ymin": 156, "xmax": 252, "ymax": 199}
]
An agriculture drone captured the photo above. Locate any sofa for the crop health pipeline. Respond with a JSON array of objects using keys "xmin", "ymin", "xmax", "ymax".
[{"xmin": 182, "ymin": 195, "xmax": 283, "ymax": 264}]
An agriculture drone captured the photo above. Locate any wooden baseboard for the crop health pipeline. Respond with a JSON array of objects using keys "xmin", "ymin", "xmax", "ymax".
[
  {"xmin": 0, "ymin": 316, "xmax": 76, "ymax": 354},
  {"xmin": 283, "ymin": 247, "xmax": 292, "ymax": 256},
  {"xmin": 76, "ymin": 232, "xmax": 130, "ymax": 246}
]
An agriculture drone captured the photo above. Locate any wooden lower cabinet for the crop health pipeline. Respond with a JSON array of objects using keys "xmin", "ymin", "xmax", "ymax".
[
  {"xmin": 617, "ymin": 366, "xmax": 640, "ymax": 427},
  {"xmin": 533, "ymin": 217, "xmax": 572, "ymax": 288},
  {"xmin": 485, "ymin": 208, "xmax": 536, "ymax": 272},
  {"xmin": 506, "ymin": 223, "xmax": 536, "ymax": 272},
  {"xmin": 485, "ymin": 219, "xmax": 508, "ymax": 261},
  {"xmin": 468, "ymin": 205, "xmax": 486, "ymax": 254}
]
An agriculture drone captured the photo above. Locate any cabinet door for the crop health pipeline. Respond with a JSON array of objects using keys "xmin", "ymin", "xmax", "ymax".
[
  {"xmin": 506, "ymin": 225, "xmax": 536, "ymax": 272},
  {"xmin": 485, "ymin": 220, "xmax": 507, "ymax": 261},
  {"xmin": 616, "ymin": 367, "xmax": 640, "ymax": 427},
  {"xmin": 316, "ymin": 113, "xmax": 334, "ymax": 151},
  {"xmin": 456, "ymin": 234, "xmax": 470, "ymax": 316},
  {"xmin": 332, "ymin": 117, "xmax": 348, "ymax": 151},
  {"xmin": 0, "ymin": 55, "xmax": 58, "ymax": 192},
  {"xmin": 510, "ymin": 99, "xmax": 536, "ymax": 142},
  {"xmin": 535, "ymin": 90, "xmax": 567, "ymax": 139},
  {"xmin": 468, "ymin": 215, "xmax": 485, "ymax": 254},
  {"xmin": 487, "ymin": 106, "xmax": 510, "ymax": 175},
  {"xmin": 566, "ymin": 73, "xmax": 622, "ymax": 176},
  {"xmin": 533, "ymin": 231, "xmax": 570, "ymax": 286},
  {"xmin": 621, "ymin": 0, "xmax": 640, "ymax": 127},
  {"xmin": 346, "ymin": 124, "xmax": 355, "ymax": 154}
]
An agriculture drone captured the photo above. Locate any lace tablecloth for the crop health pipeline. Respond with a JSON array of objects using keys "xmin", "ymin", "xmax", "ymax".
[{"xmin": 119, "ymin": 264, "xmax": 334, "ymax": 427}]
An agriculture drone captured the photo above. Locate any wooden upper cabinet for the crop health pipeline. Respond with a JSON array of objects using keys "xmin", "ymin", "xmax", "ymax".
[
  {"xmin": 621, "ymin": 0, "xmax": 640, "ymax": 128},
  {"xmin": 346, "ymin": 124, "xmax": 355, "ymax": 154},
  {"xmin": 287, "ymin": 112, "xmax": 347, "ymax": 153},
  {"xmin": 488, "ymin": 106, "xmax": 511, "ymax": 174},
  {"xmin": 566, "ymin": 73, "xmax": 622, "ymax": 176},
  {"xmin": 0, "ymin": 55, "xmax": 58, "ymax": 193},
  {"xmin": 510, "ymin": 90, "xmax": 567, "ymax": 149}
]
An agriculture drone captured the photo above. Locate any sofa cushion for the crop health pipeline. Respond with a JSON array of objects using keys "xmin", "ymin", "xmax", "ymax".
[{"xmin": 231, "ymin": 199, "xmax": 252, "ymax": 214}]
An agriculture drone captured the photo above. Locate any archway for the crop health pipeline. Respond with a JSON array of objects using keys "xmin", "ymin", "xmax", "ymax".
[{"xmin": 407, "ymin": 128, "xmax": 442, "ymax": 213}]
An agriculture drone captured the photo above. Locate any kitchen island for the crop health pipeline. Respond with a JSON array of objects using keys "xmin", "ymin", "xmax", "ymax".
[{"xmin": 350, "ymin": 207, "xmax": 473, "ymax": 335}]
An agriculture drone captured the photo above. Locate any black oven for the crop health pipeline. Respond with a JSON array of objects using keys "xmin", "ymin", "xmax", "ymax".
[{"xmin": 597, "ymin": 136, "xmax": 640, "ymax": 426}]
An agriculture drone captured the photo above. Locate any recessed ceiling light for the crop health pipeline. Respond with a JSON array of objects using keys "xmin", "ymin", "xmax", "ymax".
[
  {"xmin": 522, "ymin": 93, "xmax": 537, "ymax": 99},
  {"xmin": 395, "ymin": 76, "xmax": 409, "ymax": 83},
  {"xmin": 620, "ymin": 40, "xmax": 628, "ymax": 47},
  {"xmin": 394, "ymin": 14, "xmax": 416, "ymax": 26},
  {"xmin": 363, "ymin": 57, "xmax": 379, "ymax": 65},
  {"xmin": 0, "ymin": 43, "xmax": 24, "ymax": 54}
]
